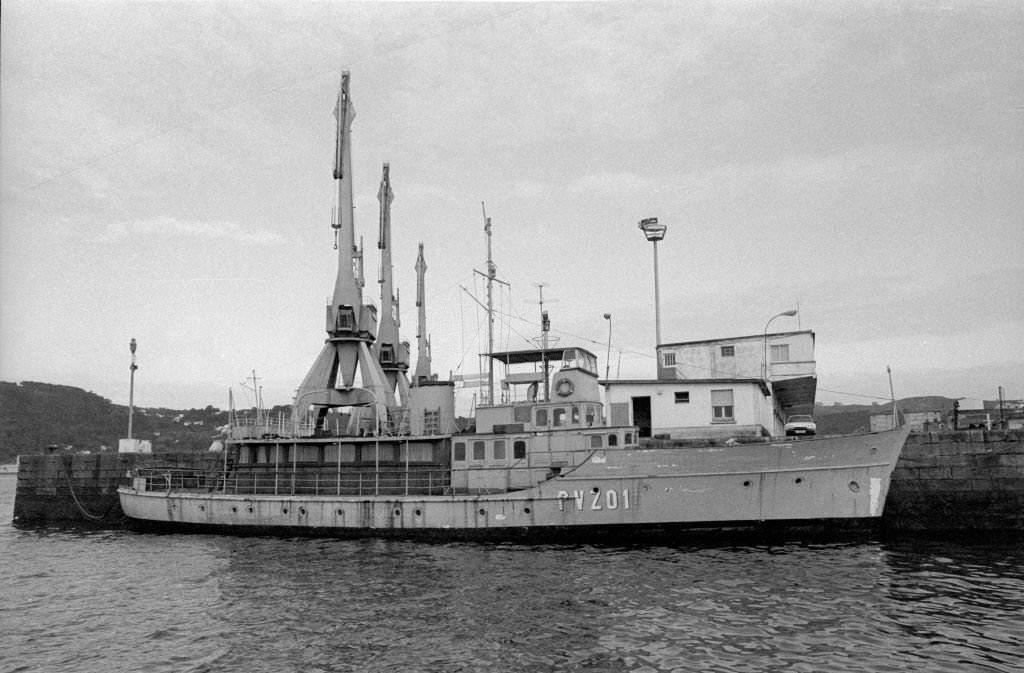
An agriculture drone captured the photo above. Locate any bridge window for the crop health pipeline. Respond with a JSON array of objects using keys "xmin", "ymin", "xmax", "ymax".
[
  {"xmin": 536, "ymin": 409, "xmax": 548, "ymax": 426},
  {"xmin": 514, "ymin": 406, "xmax": 531, "ymax": 423},
  {"xmin": 295, "ymin": 446, "xmax": 320, "ymax": 462},
  {"xmin": 513, "ymin": 440, "xmax": 526, "ymax": 460},
  {"xmin": 625, "ymin": 432, "xmax": 633, "ymax": 444},
  {"xmin": 453, "ymin": 442, "xmax": 466, "ymax": 462},
  {"xmin": 585, "ymin": 406, "xmax": 595, "ymax": 426},
  {"xmin": 608, "ymin": 434, "xmax": 618, "ymax": 447},
  {"xmin": 473, "ymin": 441, "xmax": 485, "ymax": 461},
  {"xmin": 325, "ymin": 444, "xmax": 356, "ymax": 463},
  {"xmin": 590, "ymin": 435, "xmax": 603, "ymax": 449},
  {"xmin": 572, "ymin": 406, "xmax": 580, "ymax": 424},
  {"xmin": 553, "ymin": 408, "xmax": 566, "ymax": 427},
  {"xmin": 493, "ymin": 440, "xmax": 506, "ymax": 460}
]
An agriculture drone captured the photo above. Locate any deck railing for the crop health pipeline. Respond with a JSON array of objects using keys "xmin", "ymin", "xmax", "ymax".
[{"xmin": 134, "ymin": 467, "xmax": 450, "ymax": 497}]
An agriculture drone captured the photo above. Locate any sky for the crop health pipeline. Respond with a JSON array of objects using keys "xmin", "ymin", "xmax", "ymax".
[{"xmin": 2, "ymin": 1, "xmax": 1022, "ymax": 412}]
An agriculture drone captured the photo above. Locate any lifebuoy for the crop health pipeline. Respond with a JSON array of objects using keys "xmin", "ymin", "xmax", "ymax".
[{"xmin": 555, "ymin": 378, "xmax": 574, "ymax": 397}]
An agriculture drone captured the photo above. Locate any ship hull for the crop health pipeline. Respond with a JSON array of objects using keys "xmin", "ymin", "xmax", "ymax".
[{"xmin": 119, "ymin": 427, "xmax": 910, "ymax": 540}]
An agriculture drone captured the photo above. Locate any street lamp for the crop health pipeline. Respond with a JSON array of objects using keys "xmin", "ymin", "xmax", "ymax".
[
  {"xmin": 602, "ymin": 311, "xmax": 610, "ymax": 381},
  {"xmin": 638, "ymin": 217, "xmax": 667, "ymax": 354},
  {"xmin": 128, "ymin": 338, "xmax": 138, "ymax": 441},
  {"xmin": 762, "ymin": 310, "xmax": 798, "ymax": 383}
]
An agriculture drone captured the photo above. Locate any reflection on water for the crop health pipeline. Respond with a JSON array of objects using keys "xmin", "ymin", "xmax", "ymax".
[{"xmin": 2, "ymin": 477, "xmax": 1021, "ymax": 673}]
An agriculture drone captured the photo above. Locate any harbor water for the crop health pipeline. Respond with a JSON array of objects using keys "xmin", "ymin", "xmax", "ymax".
[{"xmin": 1, "ymin": 474, "xmax": 1021, "ymax": 673}]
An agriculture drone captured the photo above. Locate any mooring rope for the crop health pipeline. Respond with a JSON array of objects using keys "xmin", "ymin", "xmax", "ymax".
[{"xmin": 62, "ymin": 462, "xmax": 115, "ymax": 522}]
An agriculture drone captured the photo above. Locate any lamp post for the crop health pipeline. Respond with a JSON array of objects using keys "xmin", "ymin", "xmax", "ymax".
[
  {"xmin": 602, "ymin": 311, "xmax": 610, "ymax": 381},
  {"xmin": 638, "ymin": 217, "xmax": 667, "ymax": 355},
  {"xmin": 762, "ymin": 310, "xmax": 797, "ymax": 383},
  {"xmin": 128, "ymin": 338, "xmax": 138, "ymax": 441}
]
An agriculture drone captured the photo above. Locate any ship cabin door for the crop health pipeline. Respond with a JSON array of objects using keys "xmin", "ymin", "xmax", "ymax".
[{"xmin": 631, "ymin": 396, "xmax": 652, "ymax": 439}]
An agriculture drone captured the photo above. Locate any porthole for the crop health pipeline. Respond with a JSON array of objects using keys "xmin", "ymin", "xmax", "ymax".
[
  {"xmin": 299, "ymin": 507, "xmax": 306, "ymax": 516},
  {"xmin": 524, "ymin": 507, "xmax": 531, "ymax": 515},
  {"xmin": 591, "ymin": 486, "xmax": 600, "ymax": 494},
  {"xmin": 795, "ymin": 477, "xmax": 803, "ymax": 485},
  {"xmin": 849, "ymin": 481, "xmax": 860, "ymax": 493},
  {"xmin": 743, "ymin": 480, "xmax": 752, "ymax": 487},
  {"xmin": 282, "ymin": 507, "xmax": 289, "ymax": 514},
  {"xmin": 479, "ymin": 508, "xmax": 486, "ymax": 516},
  {"xmin": 394, "ymin": 508, "xmax": 402, "ymax": 517},
  {"xmin": 336, "ymin": 509, "xmax": 343, "ymax": 515},
  {"xmin": 231, "ymin": 506, "xmax": 237, "ymax": 513},
  {"xmin": 199, "ymin": 505, "xmax": 205, "ymax": 512},
  {"xmin": 248, "ymin": 507, "xmax": 254, "ymax": 513}
]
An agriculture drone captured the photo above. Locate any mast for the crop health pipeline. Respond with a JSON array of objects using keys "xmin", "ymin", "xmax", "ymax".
[
  {"xmin": 473, "ymin": 203, "xmax": 507, "ymax": 405},
  {"xmin": 413, "ymin": 243, "xmax": 432, "ymax": 382}
]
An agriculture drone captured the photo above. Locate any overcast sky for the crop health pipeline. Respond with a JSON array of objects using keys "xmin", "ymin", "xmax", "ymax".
[{"xmin": 2, "ymin": 1, "xmax": 1022, "ymax": 411}]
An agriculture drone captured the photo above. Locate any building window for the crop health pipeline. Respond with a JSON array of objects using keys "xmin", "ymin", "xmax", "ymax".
[
  {"xmin": 472, "ymin": 441, "xmax": 485, "ymax": 461},
  {"xmin": 674, "ymin": 391, "xmax": 690, "ymax": 404},
  {"xmin": 493, "ymin": 440, "xmax": 506, "ymax": 460},
  {"xmin": 662, "ymin": 352, "xmax": 677, "ymax": 366},
  {"xmin": 721, "ymin": 345, "xmax": 735, "ymax": 357},
  {"xmin": 770, "ymin": 344, "xmax": 790, "ymax": 362},
  {"xmin": 711, "ymin": 389, "xmax": 735, "ymax": 422},
  {"xmin": 513, "ymin": 440, "xmax": 526, "ymax": 460}
]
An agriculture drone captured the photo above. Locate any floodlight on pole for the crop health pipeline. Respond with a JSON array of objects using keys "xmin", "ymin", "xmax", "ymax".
[{"xmin": 638, "ymin": 217, "xmax": 667, "ymax": 354}]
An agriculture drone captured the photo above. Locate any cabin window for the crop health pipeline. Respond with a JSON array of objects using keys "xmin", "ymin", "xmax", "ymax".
[
  {"xmin": 239, "ymin": 446, "xmax": 253, "ymax": 463},
  {"xmin": 493, "ymin": 440, "xmax": 506, "ymax": 460},
  {"xmin": 590, "ymin": 435, "xmax": 603, "ymax": 449},
  {"xmin": 608, "ymin": 434, "xmax": 618, "ymax": 447},
  {"xmin": 663, "ymin": 352, "xmax": 676, "ymax": 366},
  {"xmin": 295, "ymin": 445, "xmax": 320, "ymax": 463},
  {"xmin": 770, "ymin": 344, "xmax": 790, "ymax": 362},
  {"xmin": 335, "ymin": 305, "xmax": 355, "ymax": 331},
  {"xmin": 571, "ymin": 406, "xmax": 581, "ymax": 424},
  {"xmin": 513, "ymin": 440, "xmax": 526, "ymax": 460},
  {"xmin": 369, "ymin": 445, "xmax": 396, "ymax": 462},
  {"xmin": 400, "ymin": 443, "xmax": 434, "ymax": 462},
  {"xmin": 325, "ymin": 444, "xmax": 356, "ymax": 463},
  {"xmin": 453, "ymin": 442, "xmax": 466, "ymax": 462},
  {"xmin": 711, "ymin": 389, "xmax": 735, "ymax": 422},
  {"xmin": 625, "ymin": 432, "xmax": 633, "ymax": 444},
  {"xmin": 553, "ymin": 408, "xmax": 566, "ymax": 427},
  {"xmin": 585, "ymin": 406, "xmax": 595, "ymax": 426},
  {"xmin": 674, "ymin": 391, "xmax": 690, "ymax": 404},
  {"xmin": 514, "ymin": 406, "xmax": 531, "ymax": 423},
  {"xmin": 473, "ymin": 441, "xmax": 485, "ymax": 461},
  {"xmin": 423, "ymin": 410, "xmax": 440, "ymax": 435},
  {"xmin": 255, "ymin": 447, "xmax": 269, "ymax": 464},
  {"xmin": 721, "ymin": 345, "xmax": 735, "ymax": 357},
  {"xmin": 536, "ymin": 409, "xmax": 548, "ymax": 426}
]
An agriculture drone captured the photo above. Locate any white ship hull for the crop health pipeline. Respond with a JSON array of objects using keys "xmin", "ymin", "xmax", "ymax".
[{"xmin": 118, "ymin": 427, "xmax": 909, "ymax": 539}]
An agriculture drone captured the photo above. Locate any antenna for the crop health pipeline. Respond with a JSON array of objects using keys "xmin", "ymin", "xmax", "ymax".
[{"xmin": 473, "ymin": 202, "xmax": 508, "ymax": 405}]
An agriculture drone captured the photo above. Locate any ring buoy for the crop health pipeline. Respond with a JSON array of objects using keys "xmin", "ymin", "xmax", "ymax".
[{"xmin": 555, "ymin": 378, "xmax": 574, "ymax": 397}]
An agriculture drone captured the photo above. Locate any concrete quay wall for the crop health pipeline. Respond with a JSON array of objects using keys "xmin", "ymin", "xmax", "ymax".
[
  {"xmin": 12, "ymin": 452, "xmax": 221, "ymax": 526},
  {"xmin": 884, "ymin": 429, "xmax": 1024, "ymax": 533}
]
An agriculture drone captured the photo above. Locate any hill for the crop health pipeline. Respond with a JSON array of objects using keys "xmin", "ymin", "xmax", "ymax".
[{"xmin": 0, "ymin": 381, "xmax": 232, "ymax": 464}]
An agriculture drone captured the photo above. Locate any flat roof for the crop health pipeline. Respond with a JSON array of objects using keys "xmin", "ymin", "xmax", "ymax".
[
  {"xmin": 485, "ymin": 346, "xmax": 598, "ymax": 365},
  {"xmin": 658, "ymin": 329, "xmax": 814, "ymax": 349}
]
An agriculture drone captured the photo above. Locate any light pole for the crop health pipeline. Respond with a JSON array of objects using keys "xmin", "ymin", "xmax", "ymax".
[
  {"xmin": 762, "ymin": 310, "xmax": 797, "ymax": 383},
  {"xmin": 638, "ymin": 217, "xmax": 667, "ymax": 356},
  {"xmin": 128, "ymin": 338, "xmax": 138, "ymax": 441},
  {"xmin": 602, "ymin": 311, "xmax": 610, "ymax": 381}
]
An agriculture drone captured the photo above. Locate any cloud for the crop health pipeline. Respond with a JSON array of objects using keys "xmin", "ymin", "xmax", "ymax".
[{"xmin": 102, "ymin": 216, "xmax": 285, "ymax": 246}]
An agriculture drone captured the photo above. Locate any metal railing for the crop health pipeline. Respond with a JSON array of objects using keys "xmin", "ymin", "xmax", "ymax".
[{"xmin": 134, "ymin": 467, "xmax": 450, "ymax": 497}]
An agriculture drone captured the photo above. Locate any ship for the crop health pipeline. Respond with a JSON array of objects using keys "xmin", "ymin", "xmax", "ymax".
[{"xmin": 118, "ymin": 72, "xmax": 910, "ymax": 540}]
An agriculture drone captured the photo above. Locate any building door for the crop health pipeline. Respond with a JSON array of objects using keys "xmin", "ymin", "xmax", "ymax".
[{"xmin": 631, "ymin": 396, "xmax": 652, "ymax": 438}]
